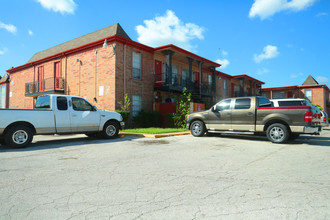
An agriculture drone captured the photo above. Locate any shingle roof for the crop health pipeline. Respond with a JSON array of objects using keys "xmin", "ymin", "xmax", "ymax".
[
  {"xmin": 28, "ymin": 23, "xmax": 130, "ymax": 62},
  {"xmin": 302, "ymin": 75, "xmax": 319, "ymax": 86},
  {"xmin": 0, "ymin": 73, "xmax": 9, "ymax": 83}
]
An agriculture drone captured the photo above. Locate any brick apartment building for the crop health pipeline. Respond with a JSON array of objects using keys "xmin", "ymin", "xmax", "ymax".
[
  {"xmin": 262, "ymin": 75, "xmax": 330, "ymax": 115},
  {"xmin": 5, "ymin": 23, "xmax": 264, "ymax": 114}
]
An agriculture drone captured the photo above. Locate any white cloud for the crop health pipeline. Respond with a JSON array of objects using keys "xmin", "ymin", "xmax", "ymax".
[
  {"xmin": 316, "ymin": 76, "xmax": 329, "ymax": 84},
  {"xmin": 0, "ymin": 21, "xmax": 17, "ymax": 34},
  {"xmin": 254, "ymin": 45, "xmax": 279, "ymax": 63},
  {"xmin": 36, "ymin": 0, "xmax": 77, "ymax": 14},
  {"xmin": 28, "ymin": 29, "xmax": 34, "ymax": 36},
  {"xmin": 222, "ymin": 50, "xmax": 228, "ymax": 56},
  {"xmin": 256, "ymin": 68, "xmax": 269, "ymax": 75},
  {"xmin": 249, "ymin": 0, "xmax": 317, "ymax": 20},
  {"xmin": 291, "ymin": 72, "xmax": 304, "ymax": 78},
  {"xmin": 216, "ymin": 59, "xmax": 230, "ymax": 69},
  {"xmin": 136, "ymin": 10, "xmax": 204, "ymax": 51},
  {"xmin": 0, "ymin": 47, "xmax": 8, "ymax": 55},
  {"xmin": 316, "ymin": 12, "xmax": 328, "ymax": 17}
]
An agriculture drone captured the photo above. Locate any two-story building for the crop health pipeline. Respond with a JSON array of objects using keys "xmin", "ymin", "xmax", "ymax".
[
  {"xmin": 6, "ymin": 23, "xmax": 264, "ymax": 114},
  {"xmin": 262, "ymin": 75, "xmax": 330, "ymax": 115}
]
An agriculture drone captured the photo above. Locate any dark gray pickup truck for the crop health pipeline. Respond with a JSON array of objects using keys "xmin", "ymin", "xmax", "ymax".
[{"xmin": 186, "ymin": 96, "xmax": 322, "ymax": 143}]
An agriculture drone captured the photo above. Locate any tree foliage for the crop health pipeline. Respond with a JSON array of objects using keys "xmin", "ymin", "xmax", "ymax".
[{"xmin": 173, "ymin": 87, "xmax": 191, "ymax": 128}]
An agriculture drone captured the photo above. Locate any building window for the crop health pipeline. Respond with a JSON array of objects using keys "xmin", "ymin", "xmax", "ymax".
[
  {"xmin": 223, "ymin": 79, "xmax": 227, "ymax": 98},
  {"xmin": 208, "ymin": 75, "xmax": 212, "ymax": 87},
  {"xmin": 182, "ymin": 68, "xmax": 188, "ymax": 87},
  {"xmin": 132, "ymin": 52, "xmax": 141, "ymax": 79},
  {"xmin": 0, "ymin": 85, "xmax": 6, "ymax": 108},
  {"xmin": 273, "ymin": 91, "xmax": 285, "ymax": 99},
  {"xmin": 172, "ymin": 64, "xmax": 178, "ymax": 85},
  {"xmin": 132, "ymin": 95, "xmax": 142, "ymax": 116},
  {"xmin": 305, "ymin": 90, "xmax": 312, "ymax": 101}
]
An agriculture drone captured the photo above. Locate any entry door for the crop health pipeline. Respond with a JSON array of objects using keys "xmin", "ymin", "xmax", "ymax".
[
  {"xmin": 54, "ymin": 62, "xmax": 61, "ymax": 89},
  {"xmin": 193, "ymin": 72, "xmax": 200, "ymax": 85},
  {"xmin": 155, "ymin": 60, "xmax": 162, "ymax": 81},
  {"xmin": 38, "ymin": 66, "xmax": 44, "ymax": 92},
  {"xmin": 207, "ymin": 99, "xmax": 232, "ymax": 130},
  {"xmin": 70, "ymin": 97, "xmax": 100, "ymax": 132}
]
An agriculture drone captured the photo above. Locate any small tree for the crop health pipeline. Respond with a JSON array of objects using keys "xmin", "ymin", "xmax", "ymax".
[
  {"xmin": 116, "ymin": 93, "xmax": 130, "ymax": 122},
  {"xmin": 173, "ymin": 87, "xmax": 191, "ymax": 128},
  {"xmin": 312, "ymin": 103, "xmax": 323, "ymax": 111}
]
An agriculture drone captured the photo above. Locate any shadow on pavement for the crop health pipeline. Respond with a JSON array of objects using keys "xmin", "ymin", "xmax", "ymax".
[
  {"xmin": 0, "ymin": 135, "xmax": 143, "ymax": 152},
  {"xmin": 204, "ymin": 133, "xmax": 330, "ymax": 147}
]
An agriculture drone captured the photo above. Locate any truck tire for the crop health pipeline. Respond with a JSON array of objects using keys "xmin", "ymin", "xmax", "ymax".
[
  {"xmin": 4, "ymin": 125, "xmax": 33, "ymax": 148},
  {"xmin": 102, "ymin": 121, "xmax": 119, "ymax": 139},
  {"xmin": 266, "ymin": 123, "xmax": 289, "ymax": 144},
  {"xmin": 190, "ymin": 120, "xmax": 206, "ymax": 137}
]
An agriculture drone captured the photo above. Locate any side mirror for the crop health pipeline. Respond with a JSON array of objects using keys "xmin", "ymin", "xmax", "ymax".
[
  {"xmin": 212, "ymin": 106, "xmax": 217, "ymax": 112},
  {"xmin": 92, "ymin": 106, "xmax": 97, "ymax": 111}
]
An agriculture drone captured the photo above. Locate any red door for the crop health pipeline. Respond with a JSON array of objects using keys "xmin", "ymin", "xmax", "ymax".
[
  {"xmin": 287, "ymin": 91, "xmax": 293, "ymax": 98},
  {"xmin": 38, "ymin": 66, "xmax": 44, "ymax": 92},
  {"xmin": 54, "ymin": 62, "xmax": 61, "ymax": 89},
  {"xmin": 194, "ymin": 72, "xmax": 200, "ymax": 86},
  {"xmin": 155, "ymin": 60, "xmax": 162, "ymax": 82}
]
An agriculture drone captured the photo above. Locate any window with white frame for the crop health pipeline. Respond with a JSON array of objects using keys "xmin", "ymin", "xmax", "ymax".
[
  {"xmin": 132, "ymin": 52, "xmax": 141, "ymax": 79},
  {"xmin": 223, "ymin": 79, "xmax": 227, "ymax": 98},
  {"xmin": 132, "ymin": 95, "xmax": 142, "ymax": 116},
  {"xmin": 305, "ymin": 90, "xmax": 312, "ymax": 101},
  {"xmin": 0, "ymin": 85, "xmax": 6, "ymax": 108}
]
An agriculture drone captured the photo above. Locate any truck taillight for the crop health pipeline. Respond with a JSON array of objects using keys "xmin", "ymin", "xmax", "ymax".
[
  {"xmin": 304, "ymin": 112, "xmax": 313, "ymax": 122},
  {"xmin": 318, "ymin": 114, "xmax": 321, "ymax": 119},
  {"xmin": 324, "ymin": 118, "xmax": 327, "ymax": 123}
]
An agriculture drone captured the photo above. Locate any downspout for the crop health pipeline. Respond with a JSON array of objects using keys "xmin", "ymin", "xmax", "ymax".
[
  {"xmin": 124, "ymin": 43, "xmax": 126, "ymax": 95},
  {"xmin": 65, "ymin": 56, "xmax": 68, "ymax": 94},
  {"xmin": 94, "ymin": 49, "xmax": 98, "ymax": 102}
]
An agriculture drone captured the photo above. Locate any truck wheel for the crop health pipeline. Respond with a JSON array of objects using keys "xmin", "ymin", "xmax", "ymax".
[
  {"xmin": 5, "ymin": 125, "xmax": 33, "ymax": 148},
  {"xmin": 102, "ymin": 121, "xmax": 119, "ymax": 139},
  {"xmin": 190, "ymin": 120, "xmax": 206, "ymax": 137},
  {"xmin": 266, "ymin": 123, "xmax": 289, "ymax": 144}
]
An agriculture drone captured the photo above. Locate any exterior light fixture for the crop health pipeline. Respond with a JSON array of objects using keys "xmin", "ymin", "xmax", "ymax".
[{"xmin": 103, "ymin": 39, "xmax": 116, "ymax": 55}]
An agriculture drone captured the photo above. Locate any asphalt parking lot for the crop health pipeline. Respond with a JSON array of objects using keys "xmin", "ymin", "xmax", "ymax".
[{"xmin": 0, "ymin": 129, "xmax": 329, "ymax": 220}]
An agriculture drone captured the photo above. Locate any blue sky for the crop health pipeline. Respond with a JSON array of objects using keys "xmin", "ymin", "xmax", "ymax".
[{"xmin": 0, "ymin": 0, "xmax": 329, "ymax": 88}]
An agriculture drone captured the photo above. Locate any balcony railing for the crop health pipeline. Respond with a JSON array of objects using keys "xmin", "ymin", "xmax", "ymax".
[
  {"xmin": 154, "ymin": 73, "xmax": 215, "ymax": 95},
  {"xmin": 25, "ymin": 77, "xmax": 65, "ymax": 95}
]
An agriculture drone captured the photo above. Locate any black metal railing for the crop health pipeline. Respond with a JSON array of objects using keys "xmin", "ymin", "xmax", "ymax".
[
  {"xmin": 154, "ymin": 73, "xmax": 215, "ymax": 95},
  {"xmin": 25, "ymin": 77, "xmax": 65, "ymax": 94}
]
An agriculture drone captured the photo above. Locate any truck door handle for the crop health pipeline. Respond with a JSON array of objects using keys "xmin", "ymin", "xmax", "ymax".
[
  {"xmin": 72, "ymin": 114, "xmax": 77, "ymax": 117},
  {"xmin": 247, "ymin": 112, "xmax": 253, "ymax": 116},
  {"xmin": 226, "ymin": 113, "xmax": 231, "ymax": 116}
]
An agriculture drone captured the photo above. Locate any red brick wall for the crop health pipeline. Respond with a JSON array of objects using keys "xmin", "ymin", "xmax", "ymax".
[{"xmin": 115, "ymin": 42, "xmax": 154, "ymax": 112}]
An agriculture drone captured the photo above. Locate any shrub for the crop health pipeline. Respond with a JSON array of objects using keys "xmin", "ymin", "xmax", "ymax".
[
  {"xmin": 173, "ymin": 87, "xmax": 191, "ymax": 128},
  {"xmin": 115, "ymin": 110, "xmax": 130, "ymax": 122},
  {"xmin": 164, "ymin": 113, "xmax": 175, "ymax": 128},
  {"xmin": 133, "ymin": 110, "xmax": 161, "ymax": 128}
]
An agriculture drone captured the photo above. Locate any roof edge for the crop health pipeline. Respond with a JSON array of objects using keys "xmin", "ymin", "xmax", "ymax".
[{"xmin": 7, "ymin": 35, "xmax": 154, "ymax": 73}]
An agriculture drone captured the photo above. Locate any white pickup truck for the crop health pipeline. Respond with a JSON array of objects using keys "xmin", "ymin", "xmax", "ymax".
[{"xmin": 0, "ymin": 95, "xmax": 125, "ymax": 147}]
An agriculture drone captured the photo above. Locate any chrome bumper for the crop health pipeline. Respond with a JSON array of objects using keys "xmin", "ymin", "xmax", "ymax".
[{"xmin": 304, "ymin": 126, "xmax": 322, "ymax": 134}]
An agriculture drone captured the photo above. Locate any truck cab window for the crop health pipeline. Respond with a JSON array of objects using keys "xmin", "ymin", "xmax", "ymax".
[
  {"xmin": 35, "ymin": 95, "xmax": 51, "ymax": 109},
  {"xmin": 234, "ymin": 98, "xmax": 251, "ymax": 110},
  {"xmin": 72, "ymin": 97, "xmax": 93, "ymax": 111},
  {"xmin": 216, "ymin": 99, "xmax": 231, "ymax": 111},
  {"xmin": 57, "ymin": 97, "xmax": 68, "ymax": 111}
]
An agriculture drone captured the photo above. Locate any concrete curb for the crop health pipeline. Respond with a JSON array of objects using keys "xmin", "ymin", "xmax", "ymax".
[{"xmin": 120, "ymin": 131, "xmax": 191, "ymax": 138}]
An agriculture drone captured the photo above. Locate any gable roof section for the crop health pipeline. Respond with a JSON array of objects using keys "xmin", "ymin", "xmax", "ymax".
[
  {"xmin": 28, "ymin": 23, "xmax": 130, "ymax": 62},
  {"xmin": 302, "ymin": 75, "xmax": 319, "ymax": 86},
  {"xmin": 233, "ymin": 74, "xmax": 265, "ymax": 84}
]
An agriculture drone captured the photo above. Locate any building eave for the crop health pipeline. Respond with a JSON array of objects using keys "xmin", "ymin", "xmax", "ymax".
[
  {"xmin": 7, "ymin": 35, "xmax": 154, "ymax": 74},
  {"xmin": 154, "ymin": 44, "xmax": 220, "ymax": 67}
]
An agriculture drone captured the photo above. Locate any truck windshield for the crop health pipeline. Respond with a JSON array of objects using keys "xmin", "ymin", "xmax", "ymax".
[{"xmin": 35, "ymin": 95, "xmax": 51, "ymax": 109}]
